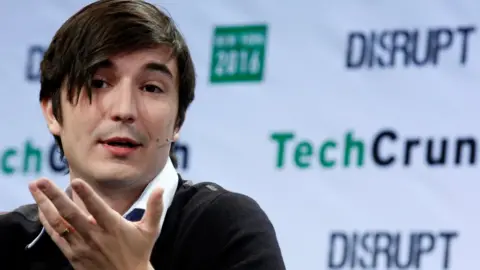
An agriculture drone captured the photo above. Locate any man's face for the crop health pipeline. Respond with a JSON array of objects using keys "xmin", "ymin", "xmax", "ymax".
[{"xmin": 41, "ymin": 46, "xmax": 179, "ymax": 187}]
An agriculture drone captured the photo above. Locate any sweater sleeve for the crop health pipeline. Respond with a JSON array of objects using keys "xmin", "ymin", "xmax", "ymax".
[{"xmin": 177, "ymin": 191, "xmax": 286, "ymax": 270}]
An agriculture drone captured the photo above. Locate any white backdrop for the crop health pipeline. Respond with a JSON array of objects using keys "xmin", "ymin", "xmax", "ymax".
[{"xmin": 0, "ymin": 1, "xmax": 479, "ymax": 269}]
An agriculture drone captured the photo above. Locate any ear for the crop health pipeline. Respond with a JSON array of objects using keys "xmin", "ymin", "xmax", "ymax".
[
  {"xmin": 40, "ymin": 99, "xmax": 61, "ymax": 136},
  {"xmin": 172, "ymin": 129, "xmax": 180, "ymax": 142}
]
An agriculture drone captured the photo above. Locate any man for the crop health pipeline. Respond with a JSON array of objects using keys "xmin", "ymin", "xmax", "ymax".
[{"xmin": 0, "ymin": 0, "xmax": 286, "ymax": 269}]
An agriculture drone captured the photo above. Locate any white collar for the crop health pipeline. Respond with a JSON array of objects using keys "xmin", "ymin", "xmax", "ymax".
[{"xmin": 25, "ymin": 158, "xmax": 179, "ymax": 249}]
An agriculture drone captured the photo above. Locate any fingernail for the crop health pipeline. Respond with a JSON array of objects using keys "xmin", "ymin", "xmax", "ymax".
[
  {"xmin": 72, "ymin": 182, "xmax": 84, "ymax": 194},
  {"xmin": 28, "ymin": 182, "xmax": 38, "ymax": 192},
  {"xmin": 37, "ymin": 181, "xmax": 48, "ymax": 191},
  {"xmin": 87, "ymin": 215, "xmax": 97, "ymax": 225}
]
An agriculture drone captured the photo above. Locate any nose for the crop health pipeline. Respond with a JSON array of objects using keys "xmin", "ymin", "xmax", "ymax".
[{"xmin": 109, "ymin": 81, "xmax": 137, "ymax": 124}]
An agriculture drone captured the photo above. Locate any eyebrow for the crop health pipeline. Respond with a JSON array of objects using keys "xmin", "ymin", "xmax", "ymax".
[
  {"xmin": 144, "ymin": 62, "xmax": 174, "ymax": 80},
  {"xmin": 94, "ymin": 60, "xmax": 174, "ymax": 80}
]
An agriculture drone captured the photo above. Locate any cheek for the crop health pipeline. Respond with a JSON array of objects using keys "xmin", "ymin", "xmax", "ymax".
[
  {"xmin": 164, "ymin": 104, "xmax": 179, "ymax": 131},
  {"xmin": 142, "ymin": 100, "xmax": 178, "ymax": 132},
  {"xmin": 151, "ymin": 111, "xmax": 177, "ymax": 139},
  {"xmin": 61, "ymin": 107, "xmax": 99, "ymax": 143}
]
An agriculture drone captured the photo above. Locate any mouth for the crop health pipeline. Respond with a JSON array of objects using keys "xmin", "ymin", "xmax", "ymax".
[{"xmin": 100, "ymin": 137, "xmax": 142, "ymax": 150}]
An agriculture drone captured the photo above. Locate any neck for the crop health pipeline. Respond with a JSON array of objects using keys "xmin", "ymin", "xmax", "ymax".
[{"xmin": 70, "ymin": 177, "xmax": 148, "ymax": 216}]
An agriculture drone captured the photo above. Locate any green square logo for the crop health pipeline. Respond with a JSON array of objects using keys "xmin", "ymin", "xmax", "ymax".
[{"xmin": 209, "ymin": 24, "xmax": 268, "ymax": 84}]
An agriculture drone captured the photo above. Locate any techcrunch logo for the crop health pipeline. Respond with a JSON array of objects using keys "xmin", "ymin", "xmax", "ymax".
[
  {"xmin": 0, "ymin": 140, "xmax": 66, "ymax": 175},
  {"xmin": 270, "ymin": 129, "xmax": 477, "ymax": 169},
  {"xmin": 1, "ymin": 140, "xmax": 191, "ymax": 176}
]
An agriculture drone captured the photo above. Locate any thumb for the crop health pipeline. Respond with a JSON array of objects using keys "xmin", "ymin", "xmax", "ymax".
[{"xmin": 141, "ymin": 188, "xmax": 164, "ymax": 232}]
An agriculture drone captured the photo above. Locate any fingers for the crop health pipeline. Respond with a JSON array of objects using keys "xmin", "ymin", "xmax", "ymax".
[
  {"xmin": 141, "ymin": 187, "xmax": 164, "ymax": 232},
  {"xmin": 38, "ymin": 209, "xmax": 74, "ymax": 258},
  {"xmin": 29, "ymin": 178, "xmax": 91, "ymax": 236},
  {"xmin": 71, "ymin": 178, "xmax": 121, "ymax": 230}
]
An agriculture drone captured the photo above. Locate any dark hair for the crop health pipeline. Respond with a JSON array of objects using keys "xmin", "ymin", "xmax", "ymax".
[{"xmin": 39, "ymin": 0, "xmax": 196, "ymax": 169}]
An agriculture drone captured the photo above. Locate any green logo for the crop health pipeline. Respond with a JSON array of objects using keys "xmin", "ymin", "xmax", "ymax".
[
  {"xmin": 1, "ymin": 140, "xmax": 66, "ymax": 176},
  {"xmin": 270, "ymin": 130, "xmax": 477, "ymax": 169},
  {"xmin": 209, "ymin": 24, "xmax": 268, "ymax": 83}
]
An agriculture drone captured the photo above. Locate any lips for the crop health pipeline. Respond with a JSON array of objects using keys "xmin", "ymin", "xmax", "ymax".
[
  {"xmin": 100, "ymin": 137, "xmax": 142, "ymax": 157},
  {"xmin": 100, "ymin": 137, "xmax": 142, "ymax": 148}
]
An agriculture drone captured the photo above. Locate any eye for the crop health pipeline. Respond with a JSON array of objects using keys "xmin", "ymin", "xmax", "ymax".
[
  {"xmin": 91, "ymin": 79, "xmax": 109, "ymax": 89},
  {"xmin": 142, "ymin": 84, "xmax": 164, "ymax": 93}
]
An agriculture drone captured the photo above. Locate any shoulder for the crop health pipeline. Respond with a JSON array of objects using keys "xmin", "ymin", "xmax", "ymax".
[
  {"xmin": 193, "ymin": 185, "xmax": 269, "ymax": 225},
  {"xmin": 0, "ymin": 204, "xmax": 42, "ymax": 257},
  {"xmin": 174, "ymin": 181, "xmax": 286, "ymax": 269},
  {"xmin": 179, "ymin": 181, "xmax": 272, "ymax": 227},
  {"xmin": 0, "ymin": 204, "xmax": 40, "ymax": 228},
  {"xmin": 184, "ymin": 181, "xmax": 263, "ymax": 213}
]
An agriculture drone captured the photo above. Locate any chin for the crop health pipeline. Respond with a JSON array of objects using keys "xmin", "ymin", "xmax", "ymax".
[{"xmin": 90, "ymin": 162, "xmax": 143, "ymax": 183}]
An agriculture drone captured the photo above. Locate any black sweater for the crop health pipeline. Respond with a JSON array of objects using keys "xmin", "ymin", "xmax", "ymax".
[{"xmin": 0, "ymin": 177, "xmax": 286, "ymax": 270}]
